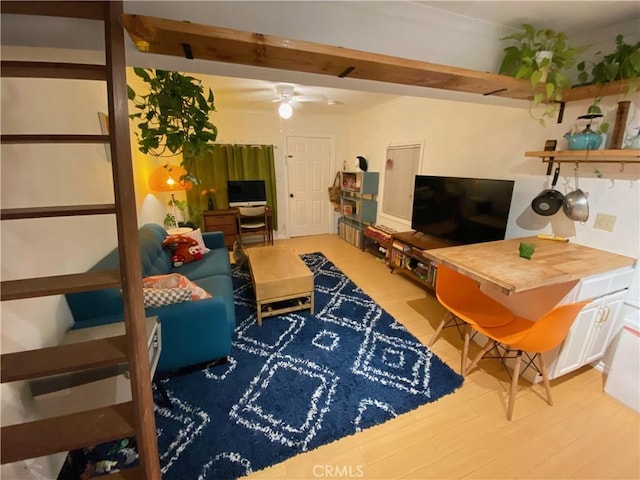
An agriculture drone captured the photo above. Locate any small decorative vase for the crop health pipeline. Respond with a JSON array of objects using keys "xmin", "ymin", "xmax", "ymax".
[
  {"xmin": 208, "ymin": 196, "xmax": 215, "ymax": 210},
  {"xmin": 535, "ymin": 51, "xmax": 553, "ymax": 83}
]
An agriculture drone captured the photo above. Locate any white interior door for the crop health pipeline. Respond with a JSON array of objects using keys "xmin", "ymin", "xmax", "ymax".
[{"xmin": 286, "ymin": 135, "xmax": 332, "ymax": 237}]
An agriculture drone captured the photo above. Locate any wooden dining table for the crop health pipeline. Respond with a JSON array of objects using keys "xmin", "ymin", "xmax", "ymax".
[{"xmin": 423, "ymin": 236, "xmax": 637, "ymax": 296}]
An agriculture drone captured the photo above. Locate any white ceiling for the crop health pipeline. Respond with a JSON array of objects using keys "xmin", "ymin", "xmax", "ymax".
[{"xmin": 2, "ymin": 1, "xmax": 639, "ymax": 115}]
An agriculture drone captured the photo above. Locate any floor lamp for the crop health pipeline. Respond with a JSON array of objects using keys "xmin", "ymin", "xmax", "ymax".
[{"xmin": 148, "ymin": 163, "xmax": 193, "ymax": 228}]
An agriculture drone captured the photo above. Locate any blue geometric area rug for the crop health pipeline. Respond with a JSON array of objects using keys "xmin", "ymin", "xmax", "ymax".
[{"xmin": 59, "ymin": 252, "xmax": 463, "ymax": 479}]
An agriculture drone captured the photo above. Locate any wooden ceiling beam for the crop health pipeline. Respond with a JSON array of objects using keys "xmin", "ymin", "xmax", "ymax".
[
  {"xmin": 122, "ymin": 14, "xmax": 637, "ymax": 105},
  {"xmin": 122, "ymin": 14, "xmax": 537, "ymax": 101}
]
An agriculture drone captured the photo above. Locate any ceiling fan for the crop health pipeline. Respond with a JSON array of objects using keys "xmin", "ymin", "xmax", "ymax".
[
  {"xmin": 273, "ymin": 84, "xmax": 326, "ymax": 105},
  {"xmin": 212, "ymin": 79, "xmax": 343, "ymax": 116},
  {"xmin": 272, "ymin": 83, "xmax": 328, "ymax": 118}
]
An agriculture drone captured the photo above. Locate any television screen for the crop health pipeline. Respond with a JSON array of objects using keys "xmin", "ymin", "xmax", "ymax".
[
  {"xmin": 228, "ymin": 180, "xmax": 267, "ymax": 207},
  {"xmin": 411, "ymin": 175, "xmax": 514, "ymax": 245}
]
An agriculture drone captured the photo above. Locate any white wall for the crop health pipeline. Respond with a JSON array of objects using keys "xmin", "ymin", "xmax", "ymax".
[{"xmin": 348, "ymin": 93, "xmax": 640, "ymax": 258}]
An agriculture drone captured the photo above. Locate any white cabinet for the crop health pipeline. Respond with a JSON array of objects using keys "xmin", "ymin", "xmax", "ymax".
[{"xmin": 550, "ymin": 290, "xmax": 627, "ymax": 379}]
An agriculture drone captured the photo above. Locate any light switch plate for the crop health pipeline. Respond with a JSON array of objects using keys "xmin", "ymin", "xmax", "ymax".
[{"xmin": 594, "ymin": 213, "xmax": 617, "ymax": 232}]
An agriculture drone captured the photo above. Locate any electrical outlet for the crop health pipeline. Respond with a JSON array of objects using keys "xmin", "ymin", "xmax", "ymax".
[{"xmin": 594, "ymin": 213, "xmax": 617, "ymax": 232}]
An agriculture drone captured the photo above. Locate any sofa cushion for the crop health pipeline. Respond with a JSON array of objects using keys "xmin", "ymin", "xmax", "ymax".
[
  {"xmin": 174, "ymin": 247, "xmax": 232, "ymax": 280},
  {"xmin": 139, "ymin": 223, "xmax": 174, "ymax": 276},
  {"xmin": 193, "ymin": 274, "xmax": 236, "ymax": 335}
]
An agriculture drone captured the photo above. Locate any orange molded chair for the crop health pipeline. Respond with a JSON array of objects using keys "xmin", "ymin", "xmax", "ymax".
[
  {"xmin": 429, "ymin": 265, "xmax": 514, "ymax": 375},
  {"xmin": 465, "ymin": 301, "xmax": 590, "ymax": 420}
]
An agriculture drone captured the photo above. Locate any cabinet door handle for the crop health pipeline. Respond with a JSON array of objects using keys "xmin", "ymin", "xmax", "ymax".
[{"xmin": 596, "ymin": 306, "xmax": 611, "ymax": 325}]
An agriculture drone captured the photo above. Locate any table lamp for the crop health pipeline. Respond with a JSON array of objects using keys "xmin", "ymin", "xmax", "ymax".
[{"xmin": 148, "ymin": 163, "xmax": 193, "ymax": 227}]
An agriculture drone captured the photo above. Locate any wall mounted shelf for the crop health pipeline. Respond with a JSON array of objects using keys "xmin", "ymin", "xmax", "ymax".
[
  {"xmin": 525, "ymin": 149, "xmax": 640, "ymax": 163},
  {"xmin": 122, "ymin": 13, "xmax": 638, "ymax": 105}
]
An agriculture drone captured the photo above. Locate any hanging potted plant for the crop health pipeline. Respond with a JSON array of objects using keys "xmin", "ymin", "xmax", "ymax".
[
  {"xmin": 127, "ymin": 68, "xmax": 218, "ymax": 185},
  {"xmin": 498, "ymin": 24, "xmax": 585, "ymax": 124}
]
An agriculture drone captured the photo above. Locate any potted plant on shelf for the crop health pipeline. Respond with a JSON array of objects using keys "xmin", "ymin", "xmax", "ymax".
[
  {"xmin": 577, "ymin": 34, "xmax": 640, "ymax": 93},
  {"xmin": 576, "ymin": 35, "xmax": 640, "ymax": 148},
  {"xmin": 128, "ymin": 68, "xmax": 218, "ymax": 185},
  {"xmin": 498, "ymin": 24, "xmax": 585, "ymax": 124}
]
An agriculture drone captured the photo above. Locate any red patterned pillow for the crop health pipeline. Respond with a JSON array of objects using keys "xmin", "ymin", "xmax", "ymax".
[
  {"xmin": 182, "ymin": 228, "xmax": 211, "ymax": 254},
  {"xmin": 162, "ymin": 235, "xmax": 204, "ymax": 267}
]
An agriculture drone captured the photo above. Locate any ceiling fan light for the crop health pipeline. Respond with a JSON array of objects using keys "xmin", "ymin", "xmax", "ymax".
[{"xmin": 278, "ymin": 101, "xmax": 293, "ymax": 119}]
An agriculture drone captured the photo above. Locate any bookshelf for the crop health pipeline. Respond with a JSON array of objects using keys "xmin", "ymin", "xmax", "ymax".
[{"xmin": 338, "ymin": 171, "xmax": 379, "ymax": 249}]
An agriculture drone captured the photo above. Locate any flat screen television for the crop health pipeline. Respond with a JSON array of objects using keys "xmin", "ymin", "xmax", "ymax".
[
  {"xmin": 227, "ymin": 180, "xmax": 267, "ymax": 207},
  {"xmin": 411, "ymin": 175, "xmax": 514, "ymax": 245}
]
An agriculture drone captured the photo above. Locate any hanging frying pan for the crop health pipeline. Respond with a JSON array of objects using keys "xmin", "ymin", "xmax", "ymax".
[
  {"xmin": 531, "ymin": 166, "xmax": 564, "ymax": 216},
  {"xmin": 563, "ymin": 165, "xmax": 589, "ymax": 222}
]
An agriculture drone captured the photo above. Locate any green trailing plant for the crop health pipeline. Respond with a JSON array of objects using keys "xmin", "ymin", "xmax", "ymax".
[
  {"xmin": 128, "ymin": 68, "xmax": 218, "ymax": 185},
  {"xmin": 499, "ymin": 24, "xmax": 585, "ymax": 124},
  {"xmin": 577, "ymin": 34, "xmax": 640, "ymax": 101},
  {"xmin": 577, "ymin": 96, "xmax": 610, "ymax": 135},
  {"xmin": 165, "ymin": 197, "xmax": 202, "ymax": 229}
]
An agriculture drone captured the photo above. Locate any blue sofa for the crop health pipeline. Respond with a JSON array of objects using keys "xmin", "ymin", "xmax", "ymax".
[{"xmin": 65, "ymin": 223, "xmax": 235, "ymax": 372}]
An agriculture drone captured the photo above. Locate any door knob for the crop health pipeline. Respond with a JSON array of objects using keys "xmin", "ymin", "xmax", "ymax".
[{"xmin": 289, "ymin": 194, "xmax": 294, "ymax": 198}]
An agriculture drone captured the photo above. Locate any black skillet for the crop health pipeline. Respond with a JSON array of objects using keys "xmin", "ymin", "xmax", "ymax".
[{"xmin": 531, "ymin": 166, "xmax": 564, "ymax": 216}]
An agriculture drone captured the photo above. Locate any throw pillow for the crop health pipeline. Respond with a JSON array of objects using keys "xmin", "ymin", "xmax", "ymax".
[
  {"xmin": 143, "ymin": 273, "xmax": 212, "ymax": 301},
  {"xmin": 143, "ymin": 288, "xmax": 191, "ymax": 308},
  {"xmin": 182, "ymin": 228, "xmax": 211, "ymax": 254},
  {"xmin": 162, "ymin": 234, "xmax": 204, "ymax": 267}
]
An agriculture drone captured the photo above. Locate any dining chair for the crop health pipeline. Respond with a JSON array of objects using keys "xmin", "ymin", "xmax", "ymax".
[
  {"xmin": 429, "ymin": 265, "xmax": 514, "ymax": 375},
  {"xmin": 238, "ymin": 206, "xmax": 271, "ymax": 246},
  {"xmin": 464, "ymin": 300, "xmax": 590, "ymax": 420}
]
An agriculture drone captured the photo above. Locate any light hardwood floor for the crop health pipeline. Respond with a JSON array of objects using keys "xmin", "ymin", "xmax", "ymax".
[{"xmin": 245, "ymin": 234, "xmax": 640, "ymax": 480}]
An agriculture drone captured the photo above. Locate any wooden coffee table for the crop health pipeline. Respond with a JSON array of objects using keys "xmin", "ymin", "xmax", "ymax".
[{"xmin": 246, "ymin": 246, "xmax": 314, "ymax": 326}]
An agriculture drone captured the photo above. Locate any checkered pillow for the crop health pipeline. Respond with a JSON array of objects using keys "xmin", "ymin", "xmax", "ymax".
[{"xmin": 143, "ymin": 288, "xmax": 192, "ymax": 308}]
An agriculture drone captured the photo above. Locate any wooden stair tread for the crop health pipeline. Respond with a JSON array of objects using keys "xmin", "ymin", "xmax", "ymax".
[
  {"xmin": 0, "ymin": 1, "xmax": 105, "ymax": 20},
  {"xmin": 1, "ymin": 402, "xmax": 135, "ymax": 465},
  {"xmin": 1, "ymin": 60, "xmax": 106, "ymax": 80},
  {"xmin": 1, "ymin": 335, "xmax": 128, "ymax": 383},
  {"xmin": 106, "ymin": 466, "xmax": 144, "ymax": 479},
  {"xmin": 0, "ymin": 2, "xmax": 165, "ymax": 475},
  {"xmin": 1, "ymin": 269, "xmax": 120, "ymax": 301},
  {"xmin": 1, "ymin": 204, "xmax": 116, "ymax": 220},
  {"xmin": 0, "ymin": 134, "xmax": 109, "ymax": 143}
]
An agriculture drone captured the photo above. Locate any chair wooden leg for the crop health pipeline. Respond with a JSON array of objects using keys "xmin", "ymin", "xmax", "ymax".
[
  {"xmin": 538, "ymin": 353, "xmax": 553, "ymax": 406},
  {"xmin": 507, "ymin": 350, "xmax": 522, "ymax": 421},
  {"xmin": 466, "ymin": 339, "xmax": 494, "ymax": 375},
  {"xmin": 428, "ymin": 312, "xmax": 451, "ymax": 347},
  {"xmin": 461, "ymin": 323, "xmax": 471, "ymax": 376}
]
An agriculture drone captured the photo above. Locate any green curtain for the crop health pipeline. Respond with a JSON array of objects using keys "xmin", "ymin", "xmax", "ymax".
[{"xmin": 186, "ymin": 144, "xmax": 278, "ymax": 229}]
